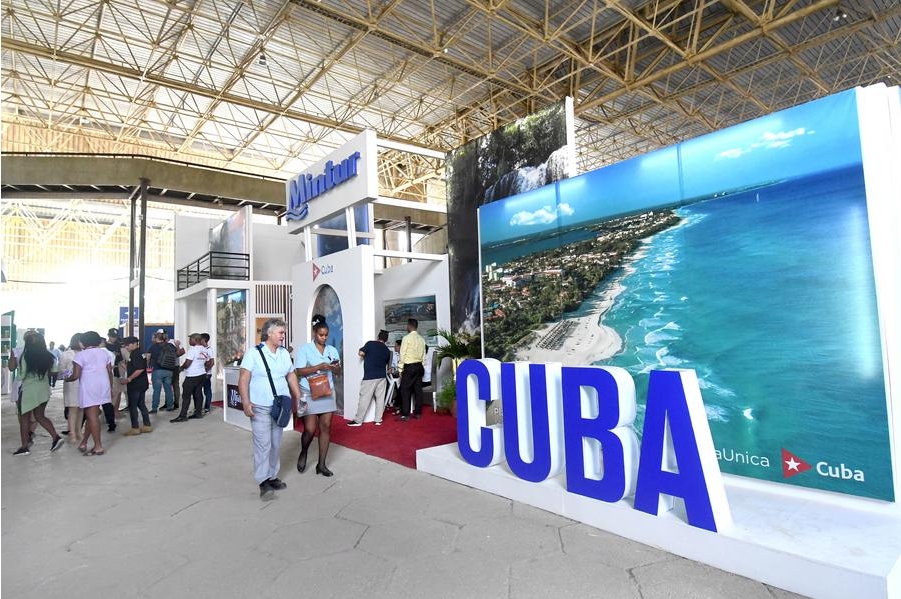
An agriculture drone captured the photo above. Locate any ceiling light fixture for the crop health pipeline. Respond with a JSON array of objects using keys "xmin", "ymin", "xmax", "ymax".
[
  {"xmin": 258, "ymin": 52, "xmax": 268, "ymax": 67},
  {"xmin": 832, "ymin": 8, "xmax": 848, "ymax": 22}
]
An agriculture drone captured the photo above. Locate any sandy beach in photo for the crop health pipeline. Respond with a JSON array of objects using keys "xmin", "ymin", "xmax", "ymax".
[{"xmin": 515, "ymin": 282, "xmax": 625, "ymax": 365}]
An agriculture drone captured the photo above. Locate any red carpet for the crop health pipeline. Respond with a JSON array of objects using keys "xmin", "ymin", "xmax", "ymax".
[{"xmin": 293, "ymin": 406, "xmax": 457, "ymax": 469}]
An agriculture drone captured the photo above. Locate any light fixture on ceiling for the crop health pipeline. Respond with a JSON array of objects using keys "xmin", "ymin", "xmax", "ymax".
[
  {"xmin": 832, "ymin": 8, "xmax": 848, "ymax": 22},
  {"xmin": 442, "ymin": 47, "xmax": 449, "ymax": 54},
  {"xmin": 258, "ymin": 52, "xmax": 268, "ymax": 67}
]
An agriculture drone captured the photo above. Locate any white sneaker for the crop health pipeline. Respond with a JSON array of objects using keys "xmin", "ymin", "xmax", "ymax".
[
  {"xmin": 347, "ymin": 421, "xmax": 363, "ymax": 427},
  {"xmin": 374, "ymin": 421, "xmax": 382, "ymax": 426}
]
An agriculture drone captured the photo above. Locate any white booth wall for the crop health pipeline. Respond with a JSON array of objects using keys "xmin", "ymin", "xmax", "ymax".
[
  {"xmin": 174, "ymin": 213, "xmax": 304, "ymax": 403},
  {"xmin": 374, "ymin": 254, "xmax": 453, "ymax": 390},
  {"xmin": 292, "ymin": 245, "xmax": 451, "ymax": 421}
]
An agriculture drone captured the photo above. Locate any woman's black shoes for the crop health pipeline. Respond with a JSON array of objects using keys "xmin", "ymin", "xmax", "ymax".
[
  {"xmin": 296, "ymin": 450, "xmax": 308, "ymax": 473},
  {"xmin": 316, "ymin": 464, "xmax": 333, "ymax": 477}
]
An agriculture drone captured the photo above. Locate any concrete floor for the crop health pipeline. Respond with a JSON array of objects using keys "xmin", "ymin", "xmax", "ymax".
[{"xmin": 1, "ymin": 387, "xmax": 807, "ymax": 599}]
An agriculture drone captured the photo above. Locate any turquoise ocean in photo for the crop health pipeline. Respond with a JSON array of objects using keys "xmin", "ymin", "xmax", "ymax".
[
  {"xmin": 479, "ymin": 90, "xmax": 894, "ymax": 500},
  {"xmin": 589, "ymin": 165, "xmax": 892, "ymax": 500}
]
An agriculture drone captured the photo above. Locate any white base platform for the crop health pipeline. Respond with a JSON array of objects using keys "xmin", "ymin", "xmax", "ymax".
[{"xmin": 417, "ymin": 442, "xmax": 901, "ymax": 599}]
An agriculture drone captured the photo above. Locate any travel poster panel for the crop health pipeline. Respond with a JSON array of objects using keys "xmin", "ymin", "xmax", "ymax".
[
  {"xmin": 383, "ymin": 295, "xmax": 438, "ymax": 346},
  {"xmin": 479, "ymin": 89, "xmax": 893, "ymax": 501},
  {"xmin": 312, "ymin": 284, "xmax": 344, "ymax": 410},
  {"xmin": 447, "ymin": 101, "xmax": 572, "ymax": 334},
  {"xmin": 216, "ymin": 290, "xmax": 247, "ymax": 367}
]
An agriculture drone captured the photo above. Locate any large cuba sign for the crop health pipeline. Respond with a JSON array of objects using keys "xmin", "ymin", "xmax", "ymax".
[{"xmin": 456, "ymin": 359, "xmax": 732, "ymax": 533}]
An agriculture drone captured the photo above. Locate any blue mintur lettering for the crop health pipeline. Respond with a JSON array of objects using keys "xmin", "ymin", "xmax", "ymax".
[{"xmin": 286, "ymin": 151, "xmax": 362, "ymax": 221}]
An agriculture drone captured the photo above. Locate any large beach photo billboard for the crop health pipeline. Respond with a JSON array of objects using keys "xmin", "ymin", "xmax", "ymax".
[
  {"xmin": 446, "ymin": 99, "xmax": 575, "ymax": 334},
  {"xmin": 479, "ymin": 88, "xmax": 896, "ymax": 501}
]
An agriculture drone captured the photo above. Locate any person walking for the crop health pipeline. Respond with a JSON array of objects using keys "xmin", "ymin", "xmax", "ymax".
[
  {"xmin": 294, "ymin": 315, "xmax": 341, "ymax": 476},
  {"xmin": 106, "ymin": 328, "xmax": 127, "ymax": 419},
  {"xmin": 67, "ymin": 330, "xmax": 113, "ymax": 456},
  {"xmin": 11, "ymin": 333, "xmax": 64, "ymax": 456},
  {"xmin": 58, "ymin": 333, "xmax": 83, "ymax": 445},
  {"xmin": 347, "ymin": 329, "xmax": 392, "ymax": 427},
  {"xmin": 120, "ymin": 336, "xmax": 152, "ymax": 436},
  {"xmin": 8, "ymin": 330, "xmax": 39, "ymax": 445},
  {"xmin": 398, "ymin": 318, "xmax": 426, "ymax": 421},
  {"xmin": 147, "ymin": 330, "xmax": 175, "ymax": 412},
  {"xmin": 200, "ymin": 333, "xmax": 215, "ymax": 414},
  {"xmin": 238, "ymin": 318, "xmax": 301, "ymax": 500},
  {"xmin": 48, "ymin": 341, "xmax": 61, "ymax": 387},
  {"xmin": 170, "ymin": 333, "xmax": 209, "ymax": 423}
]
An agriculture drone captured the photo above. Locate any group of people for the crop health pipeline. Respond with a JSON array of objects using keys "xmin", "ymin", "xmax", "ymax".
[
  {"xmin": 239, "ymin": 314, "xmax": 342, "ymax": 500},
  {"xmin": 240, "ymin": 315, "xmax": 434, "ymax": 501},
  {"xmin": 7, "ymin": 327, "xmax": 217, "ymax": 457},
  {"xmin": 348, "ymin": 317, "xmax": 431, "ymax": 426},
  {"xmin": 9, "ymin": 315, "xmax": 437, "ymax": 503}
]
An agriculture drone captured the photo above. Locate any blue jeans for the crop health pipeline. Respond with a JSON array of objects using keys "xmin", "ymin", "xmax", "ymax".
[
  {"xmin": 151, "ymin": 369, "xmax": 174, "ymax": 410},
  {"xmin": 250, "ymin": 403, "xmax": 283, "ymax": 484},
  {"xmin": 203, "ymin": 374, "xmax": 213, "ymax": 411}
]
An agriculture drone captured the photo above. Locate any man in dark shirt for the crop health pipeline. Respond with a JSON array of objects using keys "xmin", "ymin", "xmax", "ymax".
[
  {"xmin": 147, "ymin": 330, "xmax": 175, "ymax": 413},
  {"xmin": 347, "ymin": 330, "xmax": 392, "ymax": 427},
  {"xmin": 120, "ymin": 336, "xmax": 152, "ymax": 435}
]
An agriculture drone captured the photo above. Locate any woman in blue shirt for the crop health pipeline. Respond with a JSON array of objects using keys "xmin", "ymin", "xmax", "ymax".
[
  {"xmin": 294, "ymin": 316, "xmax": 342, "ymax": 477},
  {"xmin": 238, "ymin": 318, "xmax": 302, "ymax": 500}
]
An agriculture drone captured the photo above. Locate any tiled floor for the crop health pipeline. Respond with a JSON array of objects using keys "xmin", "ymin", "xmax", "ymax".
[{"xmin": 1, "ymin": 388, "xmax": 807, "ymax": 599}]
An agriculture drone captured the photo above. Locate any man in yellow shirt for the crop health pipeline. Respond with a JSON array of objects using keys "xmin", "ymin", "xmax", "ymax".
[{"xmin": 398, "ymin": 318, "xmax": 426, "ymax": 421}]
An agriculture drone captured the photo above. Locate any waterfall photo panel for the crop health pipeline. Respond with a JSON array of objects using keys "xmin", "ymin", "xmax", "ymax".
[{"xmin": 446, "ymin": 99, "xmax": 575, "ymax": 334}]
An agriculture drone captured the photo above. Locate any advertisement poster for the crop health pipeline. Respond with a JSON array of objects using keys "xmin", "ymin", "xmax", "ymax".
[
  {"xmin": 479, "ymin": 90, "xmax": 894, "ymax": 501},
  {"xmin": 447, "ymin": 100, "xmax": 574, "ymax": 334},
  {"xmin": 383, "ymin": 295, "xmax": 438, "ymax": 346},
  {"xmin": 209, "ymin": 206, "xmax": 250, "ymax": 278},
  {"xmin": 311, "ymin": 285, "xmax": 344, "ymax": 410},
  {"xmin": 255, "ymin": 314, "xmax": 283, "ymax": 345},
  {"xmin": 226, "ymin": 383, "xmax": 242, "ymax": 411},
  {"xmin": 216, "ymin": 290, "xmax": 247, "ymax": 367}
]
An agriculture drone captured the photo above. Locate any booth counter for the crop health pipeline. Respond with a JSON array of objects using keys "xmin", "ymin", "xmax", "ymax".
[{"xmin": 221, "ymin": 365, "xmax": 293, "ymax": 433}]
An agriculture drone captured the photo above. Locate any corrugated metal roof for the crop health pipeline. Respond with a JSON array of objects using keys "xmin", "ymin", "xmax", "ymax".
[{"xmin": 2, "ymin": 0, "xmax": 899, "ymax": 196}]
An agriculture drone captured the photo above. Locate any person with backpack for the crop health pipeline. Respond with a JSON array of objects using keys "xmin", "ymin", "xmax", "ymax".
[{"xmin": 147, "ymin": 330, "xmax": 177, "ymax": 412}]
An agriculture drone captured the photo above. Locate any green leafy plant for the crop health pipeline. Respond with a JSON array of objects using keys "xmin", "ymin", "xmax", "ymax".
[
  {"xmin": 433, "ymin": 328, "xmax": 481, "ymax": 375},
  {"xmin": 435, "ymin": 377, "xmax": 457, "ymax": 413}
]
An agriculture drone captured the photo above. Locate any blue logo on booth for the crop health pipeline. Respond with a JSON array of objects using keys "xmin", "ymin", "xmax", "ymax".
[{"xmin": 287, "ymin": 151, "xmax": 362, "ymax": 222}]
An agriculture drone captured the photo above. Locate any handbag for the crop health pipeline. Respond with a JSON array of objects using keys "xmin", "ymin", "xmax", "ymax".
[
  {"xmin": 257, "ymin": 345, "xmax": 293, "ymax": 427},
  {"xmin": 307, "ymin": 372, "xmax": 332, "ymax": 399}
]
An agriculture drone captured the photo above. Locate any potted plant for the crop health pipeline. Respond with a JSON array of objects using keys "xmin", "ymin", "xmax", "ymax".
[
  {"xmin": 433, "ymin": 328, "xmax": 480, "ymax": 377},
  {"xmin": 432, "ymin": 328, "xmax": 481, "ymax": 417},
  {"xmin": 435, "ymin": 377, "xmax": 457, "ymax": 416}
]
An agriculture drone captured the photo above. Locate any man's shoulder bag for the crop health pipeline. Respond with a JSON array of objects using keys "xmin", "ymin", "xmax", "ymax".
[{"xmin": 257, "ymin": 345, "xmax": 293, "ymax": 427}]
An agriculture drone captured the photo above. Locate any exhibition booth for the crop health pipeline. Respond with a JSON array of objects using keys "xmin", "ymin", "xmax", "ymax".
[
  {"xmin": 172, "ymin": 85, "xmax": 900, "ymax": 598},
  {"xmin": 173, "ymin": 130, "xmax": 451, "ymax": 431},
  {"xmin": 416, "ymin": 84, "xmax": 901, "ymax": 599}
]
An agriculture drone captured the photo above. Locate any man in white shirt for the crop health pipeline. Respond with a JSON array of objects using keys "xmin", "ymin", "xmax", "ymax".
[
  {"xmin": 200, "ymin": 332, "xmax": 216, "ymax": 414},
  {"xmin": 170, "ymin": 333, "xmax": 210, "ymax": 423}
]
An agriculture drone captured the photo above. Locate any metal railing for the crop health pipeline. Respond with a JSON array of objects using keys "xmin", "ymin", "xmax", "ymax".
[{"xmin": 177, "ymin": 251, "xmax": 250, "ymax": 291}]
